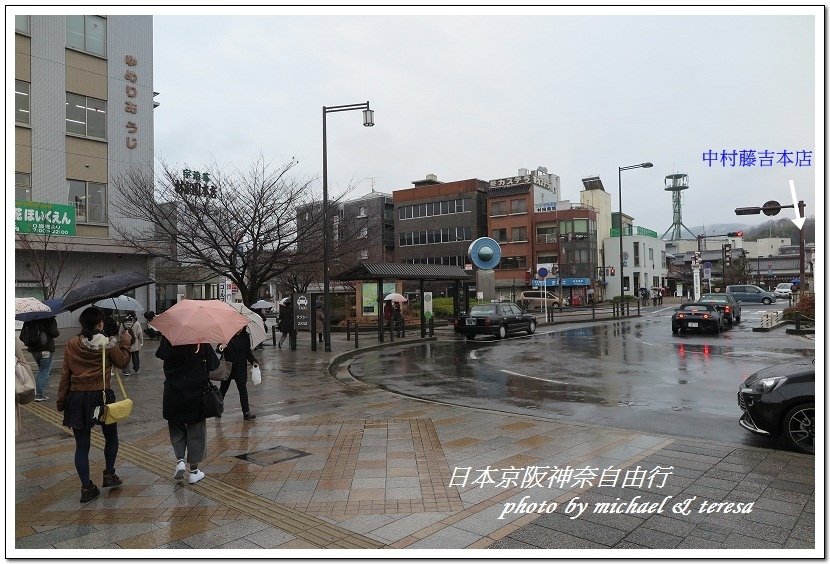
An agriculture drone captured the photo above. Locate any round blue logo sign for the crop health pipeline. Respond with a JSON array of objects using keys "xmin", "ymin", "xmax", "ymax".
[{"xmin": 468, "ymin": 237, "xmax": 501, "ymax": 270}]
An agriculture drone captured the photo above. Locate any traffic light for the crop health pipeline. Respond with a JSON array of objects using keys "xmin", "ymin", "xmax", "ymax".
[
  {"xmin": 727, "ymin": 231, "xmax": 744, "ymax": 237},
  {"xmin": 610, "ymin": 267, "xmax": 616, "ymax": 276}
]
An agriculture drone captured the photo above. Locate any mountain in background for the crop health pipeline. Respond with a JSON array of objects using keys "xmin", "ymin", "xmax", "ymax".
[{"xmin": 682, "ymin": 217, "xmax": 815, "ymax": 244}]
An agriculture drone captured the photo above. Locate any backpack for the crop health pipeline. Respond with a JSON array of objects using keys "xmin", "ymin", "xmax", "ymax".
[
  {"xmin": 16, "ymin": 355, "xmax": 36, "ymax": 404},
  {"xmin": 20, "ymin": 321, "xmax": 47, "ymax": 349}
]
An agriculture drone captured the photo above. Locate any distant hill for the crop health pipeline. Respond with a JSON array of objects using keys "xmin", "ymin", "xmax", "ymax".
[
  {"xmin": 686, "ymin": 217, "xmax": 814, "ymax": 243},
  {"xmin": 686, "ymin": 223, "xmax": 750, "ymax": 237}
]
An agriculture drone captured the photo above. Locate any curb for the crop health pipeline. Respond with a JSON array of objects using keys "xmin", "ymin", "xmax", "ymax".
[{"xmin": 326, "ymin": 336, "xmax": 437, "ymax": 380}]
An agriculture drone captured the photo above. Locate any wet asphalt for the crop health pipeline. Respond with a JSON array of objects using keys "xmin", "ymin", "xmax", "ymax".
[{"xmin": 347, "ymin": 304, "xmax": 815, "ymax": 449}]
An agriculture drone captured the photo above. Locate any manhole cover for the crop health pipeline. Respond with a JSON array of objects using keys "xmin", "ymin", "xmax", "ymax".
[{"xmin": 235, "ymin": 446, "xmax": 311, "ymax": 466}]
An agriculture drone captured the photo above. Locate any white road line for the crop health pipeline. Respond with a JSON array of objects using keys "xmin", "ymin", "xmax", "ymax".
[
  {"xmin": 469, "ymin": 350, "xmax": 479, "ymax": 360},
  {"xmin": 500, "ymin": 369, "xmax": 567, "ymax": 385}
]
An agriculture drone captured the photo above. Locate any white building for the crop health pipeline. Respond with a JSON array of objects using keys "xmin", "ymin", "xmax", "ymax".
[
  {"xmin": 603, "ymin": 224, "xmax": 668, "ymax": 298},
  {"xmin": 14, "ymin": 15, "xmax": 156, "ymax": 326}
]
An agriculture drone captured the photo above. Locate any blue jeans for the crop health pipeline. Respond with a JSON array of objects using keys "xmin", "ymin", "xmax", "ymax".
[{"xmin": 33, "ymin": 351, "xmax": 53, "ymax": 397}]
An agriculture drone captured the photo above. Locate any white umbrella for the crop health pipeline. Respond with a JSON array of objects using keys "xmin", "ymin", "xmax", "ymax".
[
  {"xmin": 279, "ymin": 297, "xmax": 291, "ymax": 306},
  {"xmin": 250, "ymin": 300, "xmax": 276, "ymax": 310},
  {"xmin": 15, "ymin": 297, "xmax": 51, "ymax": 315},
  {"xmin": 227, "ymin": 302, "xmax": 267, "ymax": 348},
  {"xmin": 94, "ymin": 295, "xmax": 144, "ymax": 312},
  {"xmin": 384, "ymin": 293, "xmax": 408, "ymax": 303}
]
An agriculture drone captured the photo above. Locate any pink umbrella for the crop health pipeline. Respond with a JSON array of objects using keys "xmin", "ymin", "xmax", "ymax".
[{"xmin": 150, "ymin": 299, "xmax": 249, "ymax": 345}]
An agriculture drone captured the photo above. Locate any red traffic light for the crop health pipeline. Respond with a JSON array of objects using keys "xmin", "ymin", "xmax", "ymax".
[{"xmin": 727, "ymin": 231, "xmax": 744, "ymax": 237}]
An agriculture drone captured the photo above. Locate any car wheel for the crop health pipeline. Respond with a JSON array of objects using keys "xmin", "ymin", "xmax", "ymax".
[
  {"xmin": 762, "ymin": 297, "xmax": 772, "ymax": 305},
  {"xmin": 496, "ymin": 325, "xmax": 507, "ymax": 339},
  {"xmin": 527, "ymin": 320, "xmax": 536, "ymax": 335},
  {"xmin": 782, "ymin": 404, "xmax": 814, "ymax": 454},
  {"xmin": 671, "ymin": 325, "xmax": 678, "ymax": 334}
]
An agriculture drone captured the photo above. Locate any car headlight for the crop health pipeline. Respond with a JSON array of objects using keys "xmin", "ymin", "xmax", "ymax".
[{"xmin": 749, "ymin": 376, "xmax": 787, "ymax": 394}]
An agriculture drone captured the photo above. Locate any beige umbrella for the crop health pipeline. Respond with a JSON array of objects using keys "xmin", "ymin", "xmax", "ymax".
[
  {"xmin": 227, "ymin": 302, "xmax": 267, "ymax": 348},
  {"xmin": 15, "ymin": 297, "xmax": 51, "ymax": 315}
]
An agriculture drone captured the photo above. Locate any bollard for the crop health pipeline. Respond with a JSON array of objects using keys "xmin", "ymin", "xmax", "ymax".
[
  {"xmin": 591, "ymin": 301, "xmax": 596, "ymax": 320},
  {"xmin": 272, "ymin": 325, "xmax": 277, "ymax": 347},
  {"xmin": 346, "ymin": 321, "xmax": 351, "ymax": 341},
  {"xmin": 795, "ymin": 312, "xmax": 801, "ymax": 331},
  {"xmin": 354, "ymin": 324, "xmax": 359, "ymax": 348},
  {"xmin": 428, "ymin": 317, "xmax": 434, "ymax": 337}
]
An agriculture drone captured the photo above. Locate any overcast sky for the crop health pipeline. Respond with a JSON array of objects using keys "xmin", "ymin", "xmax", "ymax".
[{"xmin": 152, "ymin": 8, "xmax": 820, "ymax": 235}]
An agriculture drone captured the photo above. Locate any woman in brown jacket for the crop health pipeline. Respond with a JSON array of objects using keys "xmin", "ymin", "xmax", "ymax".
[{"xmin": 57, "ymin": 306, "xmax": 132, "ymax": 503}]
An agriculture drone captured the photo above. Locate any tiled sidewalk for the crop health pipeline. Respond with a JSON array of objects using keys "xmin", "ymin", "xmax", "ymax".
[{"xmin": 13, "ymin": 330, "xmax": 818, "ymax": 554}]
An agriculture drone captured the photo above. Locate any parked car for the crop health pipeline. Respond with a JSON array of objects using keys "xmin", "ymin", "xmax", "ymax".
[
  {"xmin": 454, "ymin": 302, "xmax": 536, "ymax": 340},
  {"xmin": 737, "ymin": 357, "xmax": 814, "ymax": 454},
  {"xmin": 518, "ymin": 290, "xmax": 562, "ymax": 310},
  {"xmin": 774, "ymin": 282, "xmax": 794, "ymax": 299},
  {"xmin": 671, "ymin": 302, "xmax": 724, "ymax": 335},
  {"xmin": 698, "ymin": 293, "xmax": 742, "ymax": 325},
  {"xmin": 725, "ymin": 284, "xmax": 776, "ymax": 305}
]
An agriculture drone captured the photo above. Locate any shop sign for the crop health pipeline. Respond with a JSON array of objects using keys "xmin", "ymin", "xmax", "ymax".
[{"xmin": 15, "ymin": 201, "xmax": 76, "ymax": 236}]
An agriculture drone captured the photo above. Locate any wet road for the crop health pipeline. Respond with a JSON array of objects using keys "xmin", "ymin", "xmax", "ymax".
[{"xmin": 348, "ymin": 304, "xmax": 815, "ymax": 448}]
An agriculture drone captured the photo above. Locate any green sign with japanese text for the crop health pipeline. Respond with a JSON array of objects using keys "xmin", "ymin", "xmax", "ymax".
[{"xmin": 15, "ymin": 201, "xmax": 76, "ymax": 236}]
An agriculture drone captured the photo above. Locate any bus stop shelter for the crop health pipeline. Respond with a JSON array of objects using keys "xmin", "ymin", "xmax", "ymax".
[{"xmin": 332, "ymin": 262, "xmax": 472, "ymax": 340}]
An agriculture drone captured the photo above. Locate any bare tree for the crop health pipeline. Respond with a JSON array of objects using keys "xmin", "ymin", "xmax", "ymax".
[
  {"xmin": 111, "ymin": 155, "xmax": 363, "ymax": 307},
  {"xmin": 16, "ymin": 226, "xmax": 84, "ymax": 299}
]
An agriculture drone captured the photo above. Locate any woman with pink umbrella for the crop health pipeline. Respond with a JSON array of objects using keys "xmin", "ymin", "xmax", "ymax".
[{"xmin": 151, "ymin": 300, "xmax": 248, "ymax": 483}]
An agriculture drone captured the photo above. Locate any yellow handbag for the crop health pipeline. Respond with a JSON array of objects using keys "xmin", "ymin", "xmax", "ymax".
[{"xmin": 98, "ymin": 345, "xmax": 133, "ymax": 425}]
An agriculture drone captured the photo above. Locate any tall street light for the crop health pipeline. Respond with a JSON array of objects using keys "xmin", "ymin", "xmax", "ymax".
[
  {"xmin": 618, "ymin": 162, "xmax": 653, "ymax": 305},
  {"xmin": 322, "ymin": 101, "xmax": 374, "ymax": 351}
]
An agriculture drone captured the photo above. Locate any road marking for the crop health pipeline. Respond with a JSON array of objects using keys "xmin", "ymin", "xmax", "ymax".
[
  {"xmin": 469, "ymin": 350, "xmax": 479, "ymax": 360},
  {"xmin": 500, "ymin": 369, "xmax": 567, "ymax": 385}
]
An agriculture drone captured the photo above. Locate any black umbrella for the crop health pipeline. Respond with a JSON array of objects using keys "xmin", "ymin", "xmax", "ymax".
[
  {"xmin": 15, "ymin": 298, "xmax": 65, "ymax": 322},
  {"xmin": 61, "ymin": 271, "xmax": 155, "ymax": 312}
]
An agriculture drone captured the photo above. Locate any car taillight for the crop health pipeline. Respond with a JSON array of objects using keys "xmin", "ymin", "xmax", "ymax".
[
  {"xmin": 677, "ymin": 313, "xmax": 684, "ymax": 319},
  {"xmin": 703, "ymin": 314, "xmax": 710, "ymax": 319}
]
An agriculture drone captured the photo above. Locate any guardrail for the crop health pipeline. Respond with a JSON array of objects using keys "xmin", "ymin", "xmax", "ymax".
[{"xmin": 520, "ymin": 300, "xmax": 641, "ymax": 323}]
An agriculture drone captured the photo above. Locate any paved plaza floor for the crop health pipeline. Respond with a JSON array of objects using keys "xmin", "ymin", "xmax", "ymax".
[{"xmin": 12, "ymin": 326, "xmax": 818, "ymax": 555}]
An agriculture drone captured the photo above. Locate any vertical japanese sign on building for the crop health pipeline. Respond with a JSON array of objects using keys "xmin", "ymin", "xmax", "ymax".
[{"xmin": 124, "ymin": 55, "xmax": 139, "ymax": 149}]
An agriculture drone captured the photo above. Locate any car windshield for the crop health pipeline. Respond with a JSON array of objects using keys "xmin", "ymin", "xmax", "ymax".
[
  {"xmin": 469, "ymin": 305, "xmax": 497, "ymax": 316},
  {"xmin": 700, "ymin": 295, "xmax": 728, "ymax": 303},
  {"xmin": 777, "ymin": 284, "xmax": 791, "ymax": 289}
]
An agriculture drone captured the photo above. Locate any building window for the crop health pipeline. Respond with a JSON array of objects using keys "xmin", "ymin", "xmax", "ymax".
[
  {"xmin": 511, "ymin": 227, "xmax": 528, "ymax": 242},
  {"xmin": 536, "ymin": 226, "xmax": 557, "ymax": 244},
  {"xmin": 490, "ymin": 201, "xmax": 507, "ymax": 216},
  {"xmin": 66, "ymin": 15, "xmax": 106, "ymax": 57},
  {"xmin": 510, "ymin": 199, "xmax": 527, "ymax": 214},
  {"xmin": 68, "ymin": 179, "xmax": 107, "ymax": 223},
  {"xmin": 16, "ymin": 15, "xmax": 31, "ymax": 35},
  {"xmin": 649, "ymin": 248, "xmax": 654, "ymax": 262},
  {"xmin": 357, "ymin": 206, "xmax": 366, "ymax": 218},
  {"xmin": 358, "ymin": 250, "xmax": 369, "ymax": 260},
  {"xmin": 360, "ymin": 226, "xmax": 368, "ymax": 238},
  {"xmin": 491, "ymin": 228, "xmax": 507, "ymax": 243},
  {"xmin": 633, "ymin": 242, "xmax": 640, "ymax": 267},
  {"xmin": 15, "ymin": 81, "xmax": 30, "ymax": 125},
  {"xmin": 498, "ymin": 256, "xmax": 528, "ymax": 270},
  {"xmin": 16, "ymin": 173, "xmax": 32, "ymax": 201},
  {"xmin": 66, "ymin": 92, "xmax": 107, "ymax": 139}
]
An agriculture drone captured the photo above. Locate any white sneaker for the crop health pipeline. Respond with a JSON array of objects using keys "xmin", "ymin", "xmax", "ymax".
[
  {"xmin": 188, "ymin": 469, "xmax": 205, "ymax": 484},
  {"xmin": 173, "ymin": 460, "xmax": 186, "ymax": 480}
]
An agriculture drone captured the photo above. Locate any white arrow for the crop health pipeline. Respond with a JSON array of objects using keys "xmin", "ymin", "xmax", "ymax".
[{"xmin": 789, "ymin": 179, "xmax": 806, "ymax": 230}]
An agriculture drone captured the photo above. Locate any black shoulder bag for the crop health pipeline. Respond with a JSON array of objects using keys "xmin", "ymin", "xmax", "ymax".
[{"xmin": 201, "ymin": 350, "xmax": 224, "ymax": 419}]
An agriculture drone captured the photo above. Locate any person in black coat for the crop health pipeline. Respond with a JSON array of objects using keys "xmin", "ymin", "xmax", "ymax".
[
  {"xmin": 156, "ymin": 337, "xmax": 219, "ymax": 484},
  {"xmin": 218, "ymin": 328, "xmax": 259, "ymax": 421},
  {"xmin": 277, "ymin": 301, "xmax": 292, "ymax": 348},
  {"xmin": 21, "ymin": 316, "xmax": 60, "ymax": 401}
]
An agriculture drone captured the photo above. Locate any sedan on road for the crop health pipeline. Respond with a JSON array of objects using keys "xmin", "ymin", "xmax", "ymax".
[
  {"xmin": 671, "ymin": 303, "xmax": 724, "ymax": 335},
  {"xmin": 454, "ymin": 302, "xmax": 536, "ymax": 341},
  {"xmin": 698, "ymin": 293, "xmax": 742, "ymax": 325},
  {"xmin": 738, "ymin": 357, "xmax": 815, "ymax": 454}
]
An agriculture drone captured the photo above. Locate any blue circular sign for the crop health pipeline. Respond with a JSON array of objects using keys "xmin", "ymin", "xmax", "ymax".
[
  {"xmin": 538, "ymin": 267, "xmax": 548, "ymax": 278},
  {"xmin": 703, "ymin": 261, "xmax": 712, "ymax": 269},
  {"xmin": 468, "ymin": 237, "xmax": 501, "ymax": 270}
]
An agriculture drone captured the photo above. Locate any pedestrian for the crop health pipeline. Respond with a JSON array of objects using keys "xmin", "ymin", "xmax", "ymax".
[
  {"xmin": 56, "ymin": 306, "xmax": 133, "ymax": 503},
  {"xmin": 254, "ymin": 309, "xmax": 266, "ymax": 351},
  {"xmin": 155, "ymin": 336, "xmax": 219, "ymax": 484},
  {"xmin": 393, "ymin": 302, "xmax": 403, "ymax": 337},
  {"xmin": 586, "ymin": 287, "xmax": 595, "ymax": 305},
  {"xmin": 651, "ymin": 288, "xmax": 659, "ymax": 307},
  {"xmin": 102, "ymin": 309, "xmax": 119, "ymax": 338},
  {"xmin": 123, "ymin": 312, "xmax": 143, "ymax": 374},
  {"xmin": 315, "ymin": 303, "xmax": 325, "ymax": 343},
  {"xmin": 218, "ymin": 327, "xmax": 259, "ymax": 421},
  {"xmin": 21, "ymin": 315, "xmax": 60, "ymax": 402},
  {"xmin": 658, "ymin": 288, "xmax": 664, "ymax": 305},
  {"xmin": 383, "ymin": 301, "xmax": 394, "ymax": 334},
  {"xmin": 277, "ymin": 300, "xmax": 292, "ymax": 349}
]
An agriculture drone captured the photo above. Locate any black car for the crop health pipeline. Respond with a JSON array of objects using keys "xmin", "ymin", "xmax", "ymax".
[
  {"xmin": 698, "ymin": 293, "xmax": 742, "ymax": 325},
  {"xmin": 738, "ymin": 357, "xmax": 815, "ymax": 454},
  {"xmin": 454, "ymin": 302, "xmax": 536, "ymax": 341},
  {"xmin": 671, "ymin": 303, "xmax": 724, "ymax": 335}
]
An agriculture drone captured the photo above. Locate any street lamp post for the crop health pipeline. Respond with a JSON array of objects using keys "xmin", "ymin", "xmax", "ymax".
[
  {"xmin": 322, "ymin": 101, "xmax": 374, "ymax": 351},
  {"xmin": 618, "ymin": 162, "xmax": 653, "ymax": 306}
]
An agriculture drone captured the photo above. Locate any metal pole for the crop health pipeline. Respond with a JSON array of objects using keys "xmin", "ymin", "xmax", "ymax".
[
  {"xmin": 618, "ymin": 167, "xmax": 624, "ymax": 305},
  {"xmin": 322, "ymin": 106, "xmax": 332, "ymax": 352},
  {"xmin": 798, "ymin": 201, "xmax": 806, "ymax": 302}
]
